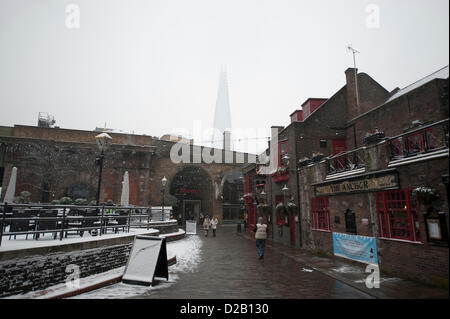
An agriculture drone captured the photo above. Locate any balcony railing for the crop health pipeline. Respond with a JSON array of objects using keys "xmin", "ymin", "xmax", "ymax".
[
  {"xmin": 327, "ymin": 147, "xmax": 366, "ymax": 176},
  {"xmin": 0, "ymin": 203, "xmax": 173, "ymax": 247},
  {"xmin": 388, "ymin": 119, "xmax": 449, "ymax": 160}
]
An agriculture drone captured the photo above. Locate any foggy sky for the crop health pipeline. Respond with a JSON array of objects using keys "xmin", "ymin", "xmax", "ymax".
[{"xmin": 0, "ymin": 0, "xmax": 448, "ymax": 153}]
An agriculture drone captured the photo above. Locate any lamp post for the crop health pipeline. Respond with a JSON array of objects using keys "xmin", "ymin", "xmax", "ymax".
[
  {"xmin": 161, "ymin": 176, "xmax": 167, "ymax": 221},
  {"xmin": 282, "ymin": 184, "xmax": 289, "ymax": 221},
  {"xmin": 95, "ymin": 132, "xmax": 112, "ymax": 205},
  {"xmin": 282, "ymin": 154, "xmax": 290, "ymax": 166}
]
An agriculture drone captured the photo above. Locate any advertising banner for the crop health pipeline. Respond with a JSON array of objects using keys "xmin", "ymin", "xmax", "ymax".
[{"xmin": 332, "ymin": 232, "xmax": 378, "ymax": 265}]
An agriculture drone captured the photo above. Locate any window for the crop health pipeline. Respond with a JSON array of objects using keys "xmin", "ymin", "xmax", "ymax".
[
  {"xmin": 311, "ymin": 197, "xmax": 330, "ymax": 231},
  {"xmin": 376, "ymin": 189, "xmax": 421, "ymax": 242},
  {"xmin": 278, "ymin": 141, "xmax": 288, "ymax": 168},
  {"xmin": 345, "ymin": 209, "xmax": 357, "ymax": 234}
]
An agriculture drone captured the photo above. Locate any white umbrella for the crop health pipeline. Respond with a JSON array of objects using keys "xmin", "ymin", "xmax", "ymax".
[
  {"xmin": 120, "ymin": 171, "xmax": 129, "ymax": 206},
  {"xmin": 3, "ymin": 167, "xmax": 17, "ymax": 203}
]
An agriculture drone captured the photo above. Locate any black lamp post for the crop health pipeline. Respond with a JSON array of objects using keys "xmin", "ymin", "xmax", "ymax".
[
  {"xmin": 95, "ymin": 132, "xmax": 112, "ymax": 205},
  {"xmin": 161, "ymin": 176, "xmax": 167, "ymax": 221},
  {"xmin": 282, "ymin": 184, "xmax": 289, "ymax": 224}
]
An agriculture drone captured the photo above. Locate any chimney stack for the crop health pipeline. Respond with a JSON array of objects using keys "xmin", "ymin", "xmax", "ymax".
[
  {"xmin": 345, "ymin": 67, "xmax": 359, "ymax": 120},
  {"xmin": 223, "ymin": 130, "xmax": 231, "ymax": 151}
]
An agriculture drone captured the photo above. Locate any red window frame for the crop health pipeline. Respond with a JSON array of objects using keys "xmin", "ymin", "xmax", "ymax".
[
  {"xmin": 311, "ymin": 197, "xmax": 330, "ymax": 231},
  {"xmin": 278, "ymin": 141, "xmax": 288, "ymax": 168},
  {"xmin": 376, "ymin": 189, "xmax": 421, "ymax": 242}
]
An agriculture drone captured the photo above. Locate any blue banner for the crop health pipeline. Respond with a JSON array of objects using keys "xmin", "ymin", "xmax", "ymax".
[{"xmin": 333, "ymin": 232, "xmax": 378, "ymax": 265}]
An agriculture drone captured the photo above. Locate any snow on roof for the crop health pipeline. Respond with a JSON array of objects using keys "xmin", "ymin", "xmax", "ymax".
[{"xmin": 385, "ymin": 65, "xmax": 449, "ymax": 104}]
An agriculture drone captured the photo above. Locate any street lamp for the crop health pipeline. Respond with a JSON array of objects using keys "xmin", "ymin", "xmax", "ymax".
[
  {"xmin": 282, "ymin": 184, "xmax": 289, "ymax": 225},
  {"xmin": 282, "ymin": 154, "xmax": 290, "ymax": 166},
  {"xmin": 161, "ymin": 176, "xmax": 167, "ymax": 221},
  {"xmin": 95, "ymin": 132, "xmax": 112, "ymax": 205}
]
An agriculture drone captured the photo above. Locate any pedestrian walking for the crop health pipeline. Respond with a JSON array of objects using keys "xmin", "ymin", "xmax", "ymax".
[
  {"xmin": 210, "ymin": 216, "xmax": 219, "ymax": 237},
  {"xmin": 254, "ymin": 217, "xmax": 268, "ymax": 260},
  {"xmin": 203, "ymin": 215, "xmax": 210, "ymax": 237}
]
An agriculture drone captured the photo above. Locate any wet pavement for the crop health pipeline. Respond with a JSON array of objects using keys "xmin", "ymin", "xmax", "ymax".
[{"xmin": 133, "ymin": 225, "xmax": 373, "ymax": 299}]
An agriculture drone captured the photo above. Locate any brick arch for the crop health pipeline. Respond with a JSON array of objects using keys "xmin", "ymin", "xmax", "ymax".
[{"xmin": 168, "ymin": 165, "xmax": 214, "ymax": 221}]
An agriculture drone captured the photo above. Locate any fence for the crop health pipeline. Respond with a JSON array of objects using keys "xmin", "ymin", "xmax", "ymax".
[
  {"xmin": 0, "ymin": 203, "xmax": 173, "ymax": 247},
  {"xmin": 326, "ymin": 147, "xmax": 366, "ymax": 175},
  {"xmin": 388, "ymin": 118, "xmax": 449, "ymax": 160}
]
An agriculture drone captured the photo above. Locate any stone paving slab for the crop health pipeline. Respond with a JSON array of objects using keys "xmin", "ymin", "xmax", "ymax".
[{"xmin": 133, "ymin": 225, "xmax": 373, "ymax": 299}]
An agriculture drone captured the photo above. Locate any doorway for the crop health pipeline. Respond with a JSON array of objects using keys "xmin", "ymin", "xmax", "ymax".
[{"xmin": 184, "ymin": 200, "xmax": 201, "ymax": 225}]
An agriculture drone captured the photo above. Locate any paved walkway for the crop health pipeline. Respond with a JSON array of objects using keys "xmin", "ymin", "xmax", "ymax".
[
  {"xmin": 133, "ymin": 225, "xmax": 448, "ymax": 299},
  {"xmin": 134, "ymin": 225, "xmax": 373, "ymax": 299},
  {"xmin": 238, "ymin": 229, "xmax": 449, "ymax": 299}
]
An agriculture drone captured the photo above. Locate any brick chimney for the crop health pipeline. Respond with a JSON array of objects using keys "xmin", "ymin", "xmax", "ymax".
[
  {"xmin": 345, "ymin": 67, "xmax": 359, "ymax": 120},
  {"xmin": 223, "ymin": 130, "xmax": 231, "ymax": 151}
]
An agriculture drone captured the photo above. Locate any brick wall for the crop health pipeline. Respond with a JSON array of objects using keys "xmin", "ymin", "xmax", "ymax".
[
  {"xmin": 378, "ymin": 239, "xmax": 449, "ymax": 286},
  {"xmin": 13, "ymin": 125, "xmax": 156, "ymax": 146},
  {"xmin": 347, "ymin": 78, "xmax": 448, "ymax": 149},
  {"xmin": 0, "ymin": 243, "xmax": 133, "ymax": 297},
  {"xmin": 297, "ymin": 138, "xmax": 449, "ymax": 286}
]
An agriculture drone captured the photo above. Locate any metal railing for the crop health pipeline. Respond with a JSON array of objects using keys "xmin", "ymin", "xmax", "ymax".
[
  {"xmin": 0, "ymin": 203, "xmax": 173, "ymax": 247},
  {"xmin": 326, "ymin": 147, "xmax": 366, "ymax": 175},
  {"xmin": 388, "ymin": 118, "xmax": 449, "ymax": 160}
]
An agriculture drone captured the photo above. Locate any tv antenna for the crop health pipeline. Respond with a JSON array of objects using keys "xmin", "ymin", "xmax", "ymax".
[{"xmin": 347, "ymin": 44, "xmax": 360, "ymax": 109}]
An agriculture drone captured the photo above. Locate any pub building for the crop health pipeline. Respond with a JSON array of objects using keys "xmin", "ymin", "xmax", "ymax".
[
  {"xmin": 298, "ymin": 65, "xmax": 449, "ymax": 286},
  {"xmin": 246, "ymin": 65, "xmax": 449, "ymax": 287},
  {"xmin": 250, "ymin": 66, "xmax": 400, "ymax": 248}
]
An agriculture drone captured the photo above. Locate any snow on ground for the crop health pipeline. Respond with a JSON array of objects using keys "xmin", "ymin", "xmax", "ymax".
[
  {"xmin": 331, "ymin": 265, "xmax": 363, "ymax": 274},
  {"xmin": 68, "ymin": 234, "xmax": 203, "ymax": 299},
  {"xmin": 0, "ymin": 228, "xmax": 159, "ymax": 252}
]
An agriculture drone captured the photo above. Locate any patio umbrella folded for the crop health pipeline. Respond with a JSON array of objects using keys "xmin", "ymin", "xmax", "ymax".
[
  {"xmin": 3, "ymin": 167, "xmax": 17, "ymax": 203},
  {"xmin": 120, "ymin": 171, "xmax": 129, "ymax": 206}
]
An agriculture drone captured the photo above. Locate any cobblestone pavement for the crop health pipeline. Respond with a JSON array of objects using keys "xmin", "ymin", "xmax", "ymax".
[{"xmin": 134, "ymin": 225, "xmax": 372, "ymax": 299}]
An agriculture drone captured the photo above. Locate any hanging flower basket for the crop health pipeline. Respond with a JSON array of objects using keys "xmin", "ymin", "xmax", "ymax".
[
  {"xmin": 275, "ymin": 202, "xmax": 285, "ymax": 211},
  {"xmin": 298, "ymin": 157, "xmax": 312, "ymax": 167},
  {"xmin": 312, "ymin": 152, "xmax": 325, "ymax": 162},
  {"xmin": 364, "ymin": 130, "xmax": 385, "ymax": 145},
  {"xmin": 243, "ymin": 193, "xmax": 254, "ymax": 204},
  {"xmin": 412, "ymin": 187, "xmax": 439, "ymax": 204},
  {"xmin": 286, "ymin": 201, "xmax": 297, "ymax": 214},
  {"xmin": 257, "ymin": 203, "xmax": 271, "ymax": 214}
]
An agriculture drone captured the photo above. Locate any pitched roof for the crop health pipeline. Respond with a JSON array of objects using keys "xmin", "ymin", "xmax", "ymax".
[{"xmin": 385, "ymin": 65, "xmax": 449, "ymax": 104}]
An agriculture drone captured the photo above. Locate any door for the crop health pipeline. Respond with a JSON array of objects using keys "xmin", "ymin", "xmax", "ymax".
[
  {"xmin": 333, "ymin": 139, "xmax": 347, "ymax": 170},
  {"xmin": 290, "ymin": 214, "xmax": 296, "ymax": 244},
  {"xmin": 184, "ymin": 200, "xmax": 201, "ymax": 224}
]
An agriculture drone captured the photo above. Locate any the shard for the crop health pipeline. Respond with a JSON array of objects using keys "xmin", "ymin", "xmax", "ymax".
[{"xmin": 211, "ymin": 69, "xmax": 232, "ymax": 150}]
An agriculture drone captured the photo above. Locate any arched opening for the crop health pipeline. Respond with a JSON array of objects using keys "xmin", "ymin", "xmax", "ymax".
[
  {"xmin": 170, "ymin": 166, "xmax": 213, "ymax": 225},
  {"xmin": 220, "ymin": 170, "xmax": 244, "ymax": 222}
]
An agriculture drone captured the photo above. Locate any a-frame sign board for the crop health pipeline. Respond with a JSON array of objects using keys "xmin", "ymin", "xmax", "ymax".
[{"xmin": 122, "ymin": 236, "xmax": 169, "ymax": 286}]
